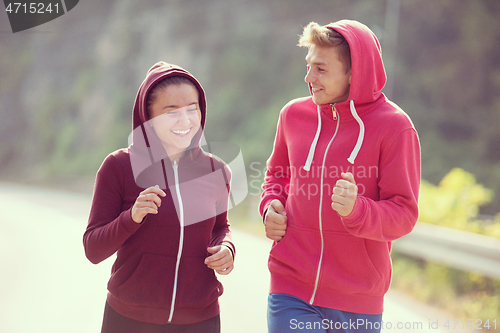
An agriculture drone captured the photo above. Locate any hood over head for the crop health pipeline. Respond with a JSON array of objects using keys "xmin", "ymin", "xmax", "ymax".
[
  {"xmin": 326, "ymin": 19, "xmax": 386, "ymax": 106},
  {"xmin": 128, "ymin": 62, "xmax": 207, "ymax": 182},
  {"xmin": 304, "ymin": 20, "xmax": 387, "ymax": 169}
]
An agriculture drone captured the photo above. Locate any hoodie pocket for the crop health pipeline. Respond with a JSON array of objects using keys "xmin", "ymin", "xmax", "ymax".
[
  {"xmin": 268, "ymin": 225, "xmax": 320, "ymax": 286},
  {"xmin": 111, "ymin": 253, "xmax": 176, "ymax": 308},
  {"xmin": 176, "ymin": 256, "xmax": 221, "ymax": 310},
  {"xmin": 319, "ymin": 232, "xmax": 383, "ymax": 295}
]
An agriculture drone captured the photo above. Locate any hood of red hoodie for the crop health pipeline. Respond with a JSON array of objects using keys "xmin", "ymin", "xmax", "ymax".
[
  {"xmin": 128, "ymin": 62, "xmax": 207, "ymax": 181},
  {"xmin": 313, "ymin": 20, "xmax": 387, "ymax": 117},
  {"xmin": 303, "ymin": 20, "xmax": 388, "ymax": 168}
]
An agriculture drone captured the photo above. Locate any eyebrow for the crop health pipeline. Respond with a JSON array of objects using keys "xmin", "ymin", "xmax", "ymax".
[
  {"xmin": 163, "ymin": 101, "xmax": 199, "ymax": 110},
  {"xmin": 305, "ymin": 56, "xmax": 327, "ymax": 66},
  {"xmin": 308, "ymin": 61, "xmax": 327, "ymax": 66}
]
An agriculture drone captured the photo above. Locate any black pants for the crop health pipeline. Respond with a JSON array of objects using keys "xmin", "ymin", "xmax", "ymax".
[{"xmin": 101, "ymin": 302, "xmax": 221, "ymax": 333}]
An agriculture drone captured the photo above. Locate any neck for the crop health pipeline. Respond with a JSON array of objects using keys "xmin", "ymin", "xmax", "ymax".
[{"xmin": 163, "ymin": 147, "xmax": 185, "ymax": 164}]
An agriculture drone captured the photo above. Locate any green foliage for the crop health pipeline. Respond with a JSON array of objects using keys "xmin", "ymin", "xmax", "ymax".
[
  {"xmin": 396, "ymin": 0, "xmax": 500, "ymax": 214},
  {"xmin": 396, "ymin": 167, "xmax": 500, "ymax": 323},
  {"xmin": 392, "ymin": 254, "xmax": 500, "ymax": 328},
  {"xmin": 419, "ymin": 168, "xmax": 499, "ymax": 236}
]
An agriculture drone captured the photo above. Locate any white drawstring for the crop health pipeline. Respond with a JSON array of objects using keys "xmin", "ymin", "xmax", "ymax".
[
  {"xmin": 304, "ymin": 105, "xmax": 322, "ymax": 171},
  {"xmin": 347, "ymin": 100, "xmax": 365, "ymax": 164},
  {"xmin": 304, "ymin": 100, "xmax": 365, "ymax": 170}
]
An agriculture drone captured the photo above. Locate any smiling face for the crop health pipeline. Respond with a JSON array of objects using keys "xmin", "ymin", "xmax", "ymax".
[
  {"xmin": 305, "ymin": 44, "xmax": 351, "ymax": 105},
  {"xmin": 148, "ymin": 83, "xmax": 201, "ymax": 159}
]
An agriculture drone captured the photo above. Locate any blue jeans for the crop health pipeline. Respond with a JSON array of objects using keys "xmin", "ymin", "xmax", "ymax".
[{"xmin": 268, "ymin": 294, "xmax": 382, "ymax": 333}]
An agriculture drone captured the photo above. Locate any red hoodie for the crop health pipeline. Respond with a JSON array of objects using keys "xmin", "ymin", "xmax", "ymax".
[
  {"xmin": 84, "ymin": 62, "xmax": 234, "ymax": 325},
  {"xmin": 259, "ymin": 20, "xmax": 420, "ymax": 314}
]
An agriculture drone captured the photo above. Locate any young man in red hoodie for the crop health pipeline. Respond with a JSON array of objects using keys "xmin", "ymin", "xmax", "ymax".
[{"xmin": 259, "ymin": 20, "xmax": 421, "ymax": 332}]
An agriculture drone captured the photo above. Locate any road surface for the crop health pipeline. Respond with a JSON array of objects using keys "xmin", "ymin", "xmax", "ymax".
[{"xmin": 0, "ymin": 182, "xmax": 465, "ymax": 332}]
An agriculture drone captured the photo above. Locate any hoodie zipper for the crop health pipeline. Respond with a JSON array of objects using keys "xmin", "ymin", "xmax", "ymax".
[
  {"xmin": 332, "ymin": 104, "xmax": 338, "ymax": 121},
  {"xmin": 168, "ymin": 160, "xmax": 184, "ymax": 323},
  {"xmin": 309, "ymin": 104, "xmax": 340, "ymax": 304}
]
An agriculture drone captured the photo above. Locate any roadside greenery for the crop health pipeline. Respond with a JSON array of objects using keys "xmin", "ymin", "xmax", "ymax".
[
  {"xmin": 419, "ymin": 167, "xmax": 500, "ymax": 238},
  {"xmin": 392, "ymin": 255, "xmax": 500, "ymax": 330},
  {"xmin": 393, "ymin": 168, "xmax": 500, "ymax": 328}
]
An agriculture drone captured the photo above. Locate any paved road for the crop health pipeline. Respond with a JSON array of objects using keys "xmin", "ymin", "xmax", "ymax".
[{"xmin": 0, "ymin": 182, "xmax": 463, "ymax": 333}]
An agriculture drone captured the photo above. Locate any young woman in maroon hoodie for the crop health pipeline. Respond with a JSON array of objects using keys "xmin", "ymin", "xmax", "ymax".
[{"xmin": 84, "ymin": 62, "xmax": 235, "ymax": 333}]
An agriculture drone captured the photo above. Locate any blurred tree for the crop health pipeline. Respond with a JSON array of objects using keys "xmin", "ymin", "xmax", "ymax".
[
  {"xmin": 394, "ymin": 0, "xmax": 500, "ymax": 213},
  {"xmin": 419, "ymin": 168, "xmax": 496, "ymax": 235}
]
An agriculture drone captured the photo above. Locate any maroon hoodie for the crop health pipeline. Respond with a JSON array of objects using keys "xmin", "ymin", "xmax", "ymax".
[
  {"xmin": 84, "ymin": 62, "xmax": 234, "ymax": 325},
  {"xmin": 259, "ymin": 20, "xmax": 420, "ymax": 314}
]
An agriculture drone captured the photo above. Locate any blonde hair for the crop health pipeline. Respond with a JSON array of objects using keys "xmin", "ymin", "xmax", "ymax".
[{"xmin": 298, "ymin": 22, "xmax": 351, "ymax": 72}]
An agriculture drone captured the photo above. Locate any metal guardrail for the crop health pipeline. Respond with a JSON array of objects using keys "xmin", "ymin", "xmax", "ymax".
[{"xmin": 392, "ymin": 222, "xmax": 500, "ymax": 280}]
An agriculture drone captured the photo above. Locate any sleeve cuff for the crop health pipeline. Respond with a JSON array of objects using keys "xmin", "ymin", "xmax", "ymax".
[
  {"xmin": 341, "ymin": 196, "xmax": 365, "ymax": 226},
  {"xmin": 221, "ymin": 242, "xmax": 235, "ymax": 260},
  {"xmin": 123, "ymin": 208, "xmax": 142, "ymax": 233}
]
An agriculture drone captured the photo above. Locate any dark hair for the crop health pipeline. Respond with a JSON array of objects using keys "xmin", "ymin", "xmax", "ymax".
[{"xmin": 146, "ymin": 76, "xmax": 198, "ymax": 118}]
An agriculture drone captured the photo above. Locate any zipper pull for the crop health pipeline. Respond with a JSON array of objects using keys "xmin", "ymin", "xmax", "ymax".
[{"xmin": 331, "ymin": 104, "xmax": 338, "ymax": 120}]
